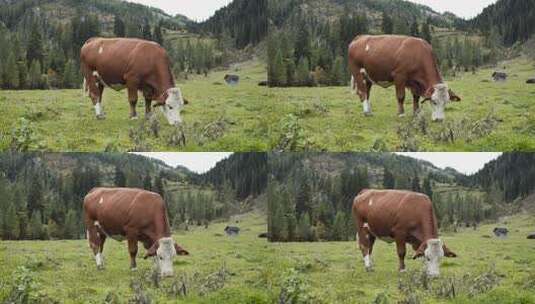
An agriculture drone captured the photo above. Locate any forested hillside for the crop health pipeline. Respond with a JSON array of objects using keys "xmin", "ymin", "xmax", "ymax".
[
  {"xmin": 267, "ymin": 0, "xmax": 504, "ymax": 87},
  {"xmin": 0, "ymin": 152, "xmax": 267, "ymax": 241},
  {"xmin": 0, "ymin": 0, "xmax": 266, "ymax": 91},
  {"xmin": 471, "ymin": 0, "xmax": 535, "ymax": 46},
  {"xmin": 267, "ymin": 153, "xmax": 518, "ymax": 242}
]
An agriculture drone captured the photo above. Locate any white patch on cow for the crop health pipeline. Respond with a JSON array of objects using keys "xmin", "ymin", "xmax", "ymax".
[
  {"xmin": 98, "ymin": 197, "xmax": 103, "ymax": 204},
  {"xmin": 363, "ymin": 223, "xmax": 369, "ymax": 229},
  {"xmin": 98, "ymin": 46, "xmax": 103, "ymax": 54},
  {"xmin": 360, "ymin": 68, "xmax": 367, "ymax": 75},
  {"xmin": 92, "ymin": 71, "xmax": 99, "ymax": 78},
  {"xmin": 430, "ymin": 84, "xmax": 450, "ymax": 121},
  {"xmin": 161, "ymin": 88, "xmax": 185, "ymax": 125},
  {"xmin": 364, "ymin": 254, "xmax": 372, "ymax": 269},
  {"xmin": 95, "ymin": 252, "xmax": 103, "ymax": 268},
  {"xmin": 368, "ymin": 199, "xmax": 373, "ymax": 206},
  {"xmin": 424, "ymin": 238, "xmax": 444, "ymax": 277},
  {"xmin": 155, "ymin": 237, "xmax": 177, "ymax": 277},
  {"xmin": 365, "ymin": 44, "xmax": 370, "ymax": 52},
  {"xmin": 363, "ymin": 99, "xmax": 371, "ymax": 114},
  {"xmin": 95, "ymin": 102, "xmax": 103, "ymax": 117}
]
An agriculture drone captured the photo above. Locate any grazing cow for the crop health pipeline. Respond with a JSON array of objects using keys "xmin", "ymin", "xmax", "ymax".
[
  {"xmin": 224, "ymin": 226, "xmax": 240, "ymax": 236},
  {"xmin": 352, "ymin": 189, "xmax": 457, "ymax": 277},
  {"xmin": 80, "ymin": 37, "xmax": 188, "ymax": 125},
  {"xmin": 526, "ymin": 78, "xmax": 535, "ymax": 84},
  {"xmin": 492, "ymin": 72, "xmax": 508, "ymax": 82},
  {"xmin": 224, "ymin": 74, "xmax": 240, "ymax": 85},
  {"xmin": 493, "ymin": 227, "xmax": 509, "ymax": 238},
  {"xmin": 527, "ymin": 233, "xmax": 535, "ymax": 239},
  {"xmin": 348, "ymin": 35, "xmax": 461, "ymax": 121},
  {"xmin": 83, "ymin": 187, "xmax": 189, "ymax": 277}
]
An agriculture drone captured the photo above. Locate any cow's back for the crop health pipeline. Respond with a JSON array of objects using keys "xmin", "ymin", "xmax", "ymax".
[
  {"xmin": 353, "ymin": 190, "xmax": 434, "ymax": 237},
  {"xmin": 83, "ymin": 187, "xmax": 167, "ymax": 234}
]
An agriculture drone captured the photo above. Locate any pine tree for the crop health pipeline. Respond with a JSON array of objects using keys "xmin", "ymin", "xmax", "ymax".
[
  {"xmin": 5, "ymin": 51, "xmax": 20, "ymax": 89},
  {"xmin": 297, "ymin": 213, "xmax": 313, "ymax": 241},
  {"xmin": 422, "ymin": 20, "xmax": 432, "ymax": 43},
  {"xmin": 143, "ymin": 175, "xmax": 152, "ymax": 191},
  {"xmin": 295, "ymin": 57, "xmax": 310, "ymax": 86},
  {"xmin": 410, "ymin": 19, "xmax": 420, "ymax": 38},
  {"xmin": 62, "ymin": 59, "xmax": 77, "ymax": 89},
  {"xmin": 142, "ymin": 21, "xmax": 152, "ymax": 40},
  {"xmin": 154, "ymin": 23, "xmax": 164, "ymax": 45},
  {"xmin": 28, "ymin": 60, "xmax": 42, "ymax": 89},
  {"xmin": 30, "ymin": 210, "xmax": 44, "ymax": 239},
  {"xmin": 64, "ymin": 209, "xmax": 78, "ymax": 239},
  {"xmin": 382, "ymin": 12, "xmax": 394, "ymax": 34},
  {"xmin": 114, "ymin": 166, "xmax": 126, "ymax": 187},
  {"xmin": 27, "ymin": 22, "xmax": 44, "ymax": 67},
  {"xmin": 332, "ymin": 211, "xmax": 346, "ymax": 241},
  {"xmin": 383, "ymin": 167, "xmax": 396, "ymax": 189},
  {"xmin": 270, "ymin": 50, "xmax": 287, "ymax": 86},
  {"xmin": 411, "ymin": 175, "xmax": 421, "ymax": 192},
  {"xmin": 114, "ymin": 16, "xmax": 126, "ymax": 37},
  {"xmin": 423, "ymin": 176, "xmax": 433, "ymax": 198}
]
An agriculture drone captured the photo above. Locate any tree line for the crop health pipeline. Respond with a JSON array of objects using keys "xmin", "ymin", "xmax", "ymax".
[
  {"xmin": 267, "ymin": 9, "xmax": 493, "ymax": 87},
  {"xmin": 267, "ymin": 153, "xmax": 515, "ymax": 242},
  {"xmin": 0, "ymin": 152, "xmax": 255, "ymax": 240}
]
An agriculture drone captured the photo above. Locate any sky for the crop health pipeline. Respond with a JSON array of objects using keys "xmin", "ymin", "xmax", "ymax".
[
  {"xmin": 133, "ymin": 152, "xmax": 232, "ymax": 173},
  {"xmin": 407, "ymin": 0, "xmax": 498, "ymax": 19},
  {"xmin": 126, "ymin": 0, "xmax": 232, "ymax": 21},
  {"xmin": 396, "ymin": 153, "xmax": 502, "ymax": 175}
]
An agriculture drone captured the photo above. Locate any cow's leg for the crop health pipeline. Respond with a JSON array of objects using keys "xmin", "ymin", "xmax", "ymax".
[
  {"xmin": 96, "ymin": 83, "xmax": 105, "ymax": 119},
  {"xmin": 127, "ymin": 238, "xmax": 139, "ymax": 270},
  {"xmin": 126, "ymin": 81, "xmax": 139, "ymax": 120},
  {"xmin": 412, "ymin": 94, "xmax": 421, "ymax": 114},
  {"xmin": 394, "ymin": 79, "xmax": 407, "ymax": 117},
  {"xmin": 143, "ymin": 88, "xmax": 154, "ymax": 117},
  {"xmin": 350, "ymin": 65, "xmax": 372, "ymax": 116},
  {"xmin": 357, "ymin": 225, "xmax": 375, "ymax": 271},
  {"xmin": 395, "ymin": 239, "xmax": 407, "ymax": 272},
  {"xmin": 82, "ymin": 65, "xmax": 105, "ymax": 119},
  {"xmin": 85, "ymin": 222, "xmax": 104, "ymax": 269}
]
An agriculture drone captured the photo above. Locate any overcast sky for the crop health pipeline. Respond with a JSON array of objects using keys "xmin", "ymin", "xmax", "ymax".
[
  {"xmin": 133, "ymin": 152, "xmax": 232, "ymax": 173},
  {"xmin": 126, "ymin": 0, "xmax": 232, "ymax": 21},
  {"xmin": 407, "ymin": 0, "xmax": 498, "ymax": 19},
  {"xmin": 396, "ymin": 153, "xmax": 501, "ymax": 175}
]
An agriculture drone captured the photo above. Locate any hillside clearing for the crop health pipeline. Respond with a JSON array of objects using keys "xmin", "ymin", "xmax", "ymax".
[
  {"xmin": 0, "ymin": 213, "xmax": 272, "ymax": 303},
  {"xmin": 268, "ymin": 58, "xmax": 535, "ymax": 151},
  {"xmin": 0, "ymin": 61, "xmax": 270, "ymax": 152}
]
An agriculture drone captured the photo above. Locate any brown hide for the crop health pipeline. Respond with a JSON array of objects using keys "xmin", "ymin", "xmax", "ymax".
[
  {"xmin": 83, "ymin": 187, "xmax": 188, "ymax": 267},
  {"xmin": 352, "ymin": 189, "xmax": 456, "ymax": 259},
  {"xmin": 80, "ymin": 38, "xmax": 175, "ymax": 105},
  {"xmin": 348, "ymin": 35, "xmax": 460, "ymax": 112}
]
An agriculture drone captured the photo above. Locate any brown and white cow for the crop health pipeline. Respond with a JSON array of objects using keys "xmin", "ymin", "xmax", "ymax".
[
  {"xmin": 80, "ymin": 37, "xmax": 187, "ymax": 125},
  {"xmin": 352, "ymin": 189, "xmax": 457, "ymax": 277},
  {"xmin": 83, "ymin": 187, "xmax": 189, "ymax": 277},
  {"xmin": 348, "ymin": 35, "xmax": 461, "ymax": 121}
]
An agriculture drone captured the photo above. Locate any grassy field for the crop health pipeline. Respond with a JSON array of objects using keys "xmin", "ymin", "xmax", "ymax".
[
  {"xmin": 267, "ymin": 214, "xmax": 535, "ymax": 303},
  {"xmin": 0, "ymin": 213, "xmax": 273, "ymax": 303},
  {"xmin": 268, "ymin": 58, "xmax": 535, "ymax": 151},
  {"xmin": 0, "ymin": 61, "xmax": 271, "ymax": 152},
  {"xmin": 1, "ymin": 213, "xmax": 535, "ymax": 303}
]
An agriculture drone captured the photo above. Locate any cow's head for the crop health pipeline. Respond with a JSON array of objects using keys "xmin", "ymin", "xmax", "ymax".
[
  {"xmin": 158, "ymin": 88, "xmax": 185, "ymax": 125},
  {"xmin": 144, "ymin": 237, "xmax": 189, "ymax": 277},
  {"xmin": 413, "ymin": 239, "xmax": 457, "ymax": 277},
  {"xmin": 422, "ymin": 84, "xmax": 461, "ymax": 122}
]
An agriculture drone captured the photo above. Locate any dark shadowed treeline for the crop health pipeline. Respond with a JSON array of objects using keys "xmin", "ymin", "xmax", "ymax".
[
  {"xmin": 0, "ymin": 152, "xmax": 265, "ymax": 241},
  {"xmin": 196, "ymin": 0, "xmax": 267, "ymax": 49},
  {"xmin": 267, "ymin": 0, "xmax": 500, "ymax": 87},
  {"xmin": 267, "ymin": 153, "xmax": 528, "ymax": 242}
]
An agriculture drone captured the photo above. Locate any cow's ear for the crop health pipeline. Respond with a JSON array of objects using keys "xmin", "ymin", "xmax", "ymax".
[
  {"xmin": 443, "ymin": 245, "xmax": 457, "ymax": 258},
  {"xmin": 144, "ymin": 243, "xmax": 158, "ymax": 259},
  {"xmin": 449, "ymin": 89, "xmax": 461, "ymax": 102},
  {"xmin": 412, "ymin": 251, "xmax": 425, "ymax": 259},
  {"xmin": 174, "ymin": 243, "xmax": 189, "ymax": 256}
]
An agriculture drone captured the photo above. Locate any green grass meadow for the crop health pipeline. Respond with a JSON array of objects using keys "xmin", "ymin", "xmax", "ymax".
[
  {"xmin": 1, "ymin": 213, "xmax": 535, "ymax": 303},
  {"xmin": 0, "ymin": 61, "xmax": 271, "ymax": 152},
  {"xmin": 269, "ymin": 58, "xmax": 535, "ymax": 151},
  {"xmin": 0, "ymin": 213, "xmax": 272, "ymax": 303}
]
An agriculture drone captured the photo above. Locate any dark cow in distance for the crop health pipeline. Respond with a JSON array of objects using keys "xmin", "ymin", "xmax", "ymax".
[
  {"xmin": 80, "ymin": 38, "xmax": 188, "ymax": 124},
  {"xmin": 224, "ymin": 226, "xmax": 240, "ymax": 236},
  {"xmin": 348, "ymin": 35, "xmax": 461, "ymax": 121},
  {"xmin": 83, "ymin": 187, "xmax": 189, "ymax": 277},
  {"xmin": 352, "ymin": 189, "xmax": 457, "ymax": 277}
]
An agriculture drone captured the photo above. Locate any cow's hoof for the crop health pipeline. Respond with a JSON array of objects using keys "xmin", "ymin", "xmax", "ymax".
[
  {"xmin": 399, "ymin": 268, "xmax": 407, "ymax": 273},
  {"xmin": 365, "ymin": 267, "xmax": 374, "ymax": 272},
  {"xmin": 131, "ymin": 267, "xmax": 138, "ymax": 272},
  {"xmin": 363, "ymin": 112, "xmax": 373, "ymax": 117},
  {"xmin": 130, "ymin": 116, "xmax": 139, "ymax": 120},
  {"xmin": 398, "ymin": 113, "xmax": 406, "ymax": 118},
  {"xmin": 96, "ymin": 115, "xmax": 106, "ymax": 120}
]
